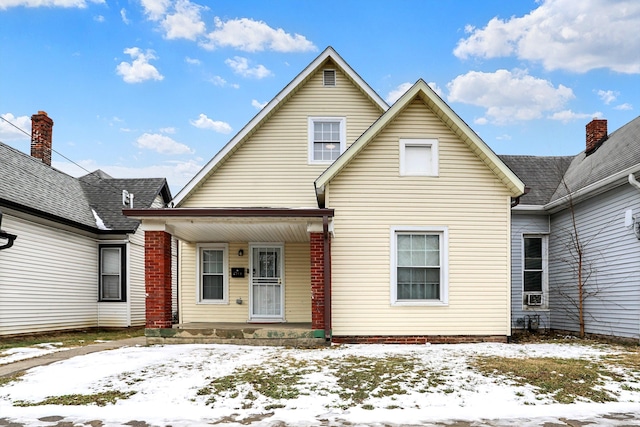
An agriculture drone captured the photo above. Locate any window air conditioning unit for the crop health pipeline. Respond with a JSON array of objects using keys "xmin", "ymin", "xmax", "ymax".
[{"xmin": 526, "ymin": 293, "xmax": 543, "ymax": 306}]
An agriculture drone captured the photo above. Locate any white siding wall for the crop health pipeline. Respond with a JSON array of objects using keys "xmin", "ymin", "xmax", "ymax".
[
  {"xmin": 0, "ymin": 214, "xmax": 98, "ymax": 335},
  {"xmin": 510, "ymin": 213, "xmax": 551, "ymax": 331},
  {"xmin": 129, "ymin": 230, "xmax": 146, "ymax": 326},
  {"xmin": 549, "ymin": 184, "xmax": 640, "ymax": 340},
  {"xmin": 181, "ymin": 62, "xmax": 383, "ymax": 208},
  {"xmin": 327, "ymin": 99, "xmax": 513, "ymax": 336}
]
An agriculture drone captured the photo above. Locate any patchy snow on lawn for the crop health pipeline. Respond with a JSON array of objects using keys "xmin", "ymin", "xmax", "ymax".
[
  {"xmin": 0, "ymin": 343, "xmax": 68, "ymax": 366},
  {"xmin": 0, "ymin": 342, "xmax": 639, "ymax": 426}
]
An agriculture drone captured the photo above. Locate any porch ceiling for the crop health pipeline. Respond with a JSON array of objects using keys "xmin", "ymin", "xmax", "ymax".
[
  {"xmin": 164, "ymin": 217, "xmax": 315, "ymax": 243},
  {"xmin": 125, "ymin": 207, "xmax": 334, "ymax": 243}
]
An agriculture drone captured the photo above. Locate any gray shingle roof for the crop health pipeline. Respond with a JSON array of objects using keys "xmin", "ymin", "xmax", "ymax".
[
  {"xmin": 499, "ymin": 155, "xmax": 573, "ymax": 205},
  {"xmin": 0, "ymin": 141, "xmax": 171, "ymax": 233},
  {"xmin": 500, "ymin": 115, "xmax": 640, "ymax": 206}
]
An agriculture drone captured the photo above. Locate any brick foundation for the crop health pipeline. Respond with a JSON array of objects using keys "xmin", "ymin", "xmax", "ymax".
[
  {"xmin": 145, "ymin": 230, "xmax": 172, "ymax": 329},
  {"xmin": 332, "ymin": 335, "xmax": 508, "ymax": 344}
]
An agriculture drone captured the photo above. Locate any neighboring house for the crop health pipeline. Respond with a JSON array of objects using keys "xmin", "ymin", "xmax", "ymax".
[
  {"xmin": 502, "ymin": 116, "xmax": 640, "ymax": 341},
  {"xmin": 126, "ymin": 47, "xmax": 525, "ymax": 344},
  {"xmin": 0, "ymin": 111, "xmax": 172, "ymax": 336}
]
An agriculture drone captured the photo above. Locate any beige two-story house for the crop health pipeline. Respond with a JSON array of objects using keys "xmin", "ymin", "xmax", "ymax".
[{"xmin": 127, "ymin": 47, "xmax": 524, "ymax": 344}]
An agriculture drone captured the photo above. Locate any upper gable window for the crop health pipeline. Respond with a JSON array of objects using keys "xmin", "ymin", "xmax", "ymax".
[
  {"xmin": 309, "ymin": 117, "xmax": 346, "ymax": 164},
  {"xmin": 400, "ymin": 139, "xmax": 439, "ymax": 176},
  {"xmin": 323, "ymin": 69, "xmax": 336, "ymax": 87}
]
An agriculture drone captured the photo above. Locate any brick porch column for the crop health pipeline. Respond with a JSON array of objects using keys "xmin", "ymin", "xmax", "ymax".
[
  {"xmin": 310, "ymin": 232, "xmax": 325, "ymax": 331},
  {"xmin": 145, "ymin": 230, "xmax": 172, "ymax": 329}
]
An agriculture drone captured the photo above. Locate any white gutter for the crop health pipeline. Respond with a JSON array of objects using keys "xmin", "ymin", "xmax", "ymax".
[
  {"xmin": 629, "ymin": 173, "xmax": 640, "ymax": 192},
  {"xmin": 544, "ymin": 163, "xmax": 640, "ymax": 213}
]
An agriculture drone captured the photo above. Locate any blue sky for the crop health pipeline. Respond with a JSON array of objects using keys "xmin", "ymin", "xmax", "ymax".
[{"xmin": 1, "ymin": 0, "xmax": 638, "ymax": 193}]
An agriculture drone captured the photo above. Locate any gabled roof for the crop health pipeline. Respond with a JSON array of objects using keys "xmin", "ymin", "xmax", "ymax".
[
  {"xmin": 79, "ymin": 171, "xmax": 171, "ymax": 231},
  {"xmin": 500, "ymin": 155, "xmax": 573, "ymax": 206},
  {"xmin": 172, "ymin": 46, "xmax": 389, "ymax": 206},
  {"xmin": 315, "ymin": 79, "xmax": 526, "ymax": 201},
  {"xmin": 0, "ymin": 141, "xmax": 171, "ymax": 234},
  {"xmin": 550, "ymin": 115, "xmax": 640, "ymax": 202},
  {"xmin": 503, "ymin": 115, "xmax": 640, "ymax": 209}
]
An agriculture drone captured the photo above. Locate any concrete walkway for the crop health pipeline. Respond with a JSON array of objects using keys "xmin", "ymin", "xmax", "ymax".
[{"xmin": 0, "ymin": 336, "xmax": 146, "ymax": 378}]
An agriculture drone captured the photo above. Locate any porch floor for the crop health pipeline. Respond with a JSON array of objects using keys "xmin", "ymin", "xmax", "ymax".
[{"xmin": 145, "ymin": 322, "xmax": 326, "ymax": 347}]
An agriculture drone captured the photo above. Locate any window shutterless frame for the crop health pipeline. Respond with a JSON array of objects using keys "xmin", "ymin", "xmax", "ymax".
[
  {"xmin": 196, "ymin": 243, "xmax": 229, "ymax": 304},
  {"xmin": 308, "ymin": 117, "xmax": 346, "ymax": 164},
  {"xmin": 390, "ymin": 226, "xmax": 448, "ymax": 306},
  {"xmin": 399, "ymin": 138, "xmax": 439, "ymax": 176},
  {"xmin": 98, "ymin": 243, "xmax": 127, "ymax": 302}
]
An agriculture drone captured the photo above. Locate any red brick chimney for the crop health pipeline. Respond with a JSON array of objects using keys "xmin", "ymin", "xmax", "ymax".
[
  {"xmin": 585, "ymin": 118, "xmax": 607, "ymax": 155},
  {"xmin": 31, "ymin": 111, "xmax": 54, "ymax": 166}
]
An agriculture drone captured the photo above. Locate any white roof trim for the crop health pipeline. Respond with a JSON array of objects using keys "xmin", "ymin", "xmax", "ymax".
[
  {"xmin": 172, "ymin": 46, "xmax": 389, "ymax": 206},
  {"xmin": 315, "ymin": 79, "xmax": 525, "ymax": 199}
]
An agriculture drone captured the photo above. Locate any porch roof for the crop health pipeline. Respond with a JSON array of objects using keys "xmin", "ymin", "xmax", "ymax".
[{"xmin": 124, "ymin": 207, "xmax": 334, "ymax": 243}]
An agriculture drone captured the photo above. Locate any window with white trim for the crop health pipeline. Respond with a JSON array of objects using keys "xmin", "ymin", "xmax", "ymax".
[
  {"xmin": 308, "ymin": 117, "xmax": 346, "ymax": 163},
  {"xmin": 400, "ymin": 139, "xmax": 439, "ymax": 176},
  {"xmin": 391, "ymin": 227, "xmax": 448, "ymax": 305},
  {"xmin": 99, "ymin": 244, "xmax": 126, "ymax": 302},
  {"xmin": 197, "ymin": 244, "xmax": 229, "ymax": 304},
  {"xmin": 523, "ymin": 235, "xmax": 548, "ymax": 308}
]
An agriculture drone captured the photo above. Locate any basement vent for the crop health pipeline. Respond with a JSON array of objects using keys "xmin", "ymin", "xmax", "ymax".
[{"xmin": 323, "ymin": 69, "xmax": 336, "ymax": 87}]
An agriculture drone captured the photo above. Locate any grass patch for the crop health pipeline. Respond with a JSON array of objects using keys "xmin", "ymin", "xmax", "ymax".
[
  {"xmin": 14, "ymin": 390, "xmax": 136, "ymax": 407},
  {"xmin": 0, "ymin": 327, "xmax": 144, "ymax": 351},
  {"xmin": 472, "ymin": 356, "xmax": 617, "ymax": 403},
  {"xmin": 0, "ymin": 372, "xmax": 24, "ymax": 388},
  {"xmin": 198, "ymin": 358, "xmax": 310, "ymax": 406}
]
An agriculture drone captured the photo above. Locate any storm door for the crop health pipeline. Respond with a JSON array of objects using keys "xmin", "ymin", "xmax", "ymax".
[{"xmin": 250, "ymin": 245, "xmax": 284, "ymax": 321}]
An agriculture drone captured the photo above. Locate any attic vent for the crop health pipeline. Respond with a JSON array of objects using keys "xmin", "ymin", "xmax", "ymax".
[{"xmin": 323, "ymin": 69, "xmax": 336, "ymax": 87}]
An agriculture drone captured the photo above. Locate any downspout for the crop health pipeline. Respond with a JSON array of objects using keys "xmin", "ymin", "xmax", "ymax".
[
  {"xmin": 629, "ymin": 173, "xmax": 640, "ymax": 192},
  {"xmin": 323, "ymin": 215, "xmax": 332, "ymax": 341}
]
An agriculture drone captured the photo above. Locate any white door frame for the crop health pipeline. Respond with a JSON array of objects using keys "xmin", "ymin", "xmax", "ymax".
[{"xmin": 249, "ymin": 243, "xmax": 285, "ymax": 322}]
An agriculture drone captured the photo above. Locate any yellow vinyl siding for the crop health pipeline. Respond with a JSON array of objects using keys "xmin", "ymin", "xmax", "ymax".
[
  {"xmin": 327, "ymin": 99, "xmax": 512, "ymax": 336},
  {"xmin": 179, "ymin": 241, "xmax": 310, "ymax": 323},
  {"xmin": 182, "ymin": 63, "xmax": 383, "ymax": 208}
]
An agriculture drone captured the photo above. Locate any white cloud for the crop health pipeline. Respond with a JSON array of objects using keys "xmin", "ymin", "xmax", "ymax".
[
  {"xmin": 454, "ymin": 0, "xmax": 640, "ymax": 74},
  {"xmin": 140, "ymin": 0, "xmax": 169, "ymax": 21},
  {"xmin": 185, "ymin": 56, "xmax": 200, "ymax": 65},
  {"xmin": 201, "ymin": 17, "xmax": 316, "ymax": 52},
  {"xmin": 225, "ymin": 56, "xmax": 271, "ymax": 79},
  {"xmin": 614, "ymin": 103, "xmax": 633, "ymax": 111},
  {"xmin": 252, "ymin": 99, "xmax": 267, "ymax": 110},
  {"xmin": 120, "ymin": 8, "xmax": 129, "ymax": 24},
  {"xmin": 0, "ymin": 113, "xmax": 31, "ymax": 140},
  {"xmin": 548, "ymin": 110, "xmax": 603, "ymax": 123},
  {"xmin": 0, "ymin": 0, "xmax": 103, "ymax": 9},
  {"xmin": 597, "ymin": 90, "xmax": 618, "ymax": 105},
  {"xmin": 159, "ymin": 127, "xmax": 176, "ymax": 134},
  {"xmin": 136, "ymin": 132, "xmax": 194, "ymax": 154},
  {"xmin": 427, "ymin": 82, "xmax": 443, "ymax": 98},
  {"xmin": 161, "ymin": 0, "xmax": 205, "ymax": 41},
  {"xmin": 447, "ymin": 69, "xmax": 574, "ymax": 124},
  {"xmin": 116, "ymin": 47, "xmax": 164, "ymax": 83},
  {"xmin": 93, "ymin": 14, "xmax": 104, "ymax": 22},
  {"xmin": 190, "ymin": 114, "xmax": 232, "ymax": 134},
  {"xmin": 385, "ymin": 82, "xmax": 413, "ymax": 105}
]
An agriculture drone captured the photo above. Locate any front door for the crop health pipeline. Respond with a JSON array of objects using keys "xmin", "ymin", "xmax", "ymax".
[{"xmin": 250, "ymin": 245, "xmax": 284, "ymax": 321}]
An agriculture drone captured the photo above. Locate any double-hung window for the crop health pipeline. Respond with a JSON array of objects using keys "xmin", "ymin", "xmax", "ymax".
[
  {"xmin": 391, "ymin": 227, "xmax": 448, "ymax": 305},
  {"xmin": 99, "ymin": 244, "xmax": 126, "ymax": 302},
  {"xmin": 523, "ymin": 235, "xmax": 548, "ymax": 307},
  {"xmin": 309, "ymin": 117, "xmax": 346, "ymax": 163},
  {"xmin": 197, "ymin": 243, "xmax": 228, "ymax": 304}
]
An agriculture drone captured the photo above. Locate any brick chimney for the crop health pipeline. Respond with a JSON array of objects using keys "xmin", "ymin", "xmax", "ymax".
[
  {"xmin": 31, "ymin": 111, "xmax": 54, "ymax": 166},
  {"xmin": 585, "ymin": 118, "xmax": 607, "ymax": 155}
]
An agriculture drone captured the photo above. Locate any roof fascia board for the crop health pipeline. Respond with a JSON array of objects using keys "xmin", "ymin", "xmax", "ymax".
[
  {"xmin": 544, "ymin": 164, "xmax": 640, "ymax": 213},
  {"xmin": 172, "ymin": 46, "xmax": 388, "ymax": 207},
  {"xmin": 124, "ymin": 207, "xmax": 335, "ymax": 219},
  {"xmin": 315, "ymin": 79, "xmax": 525, "ymax": 197},
  {"xmin": 511, "ymin": 205, "xmax": 548, "ymax": 214}
]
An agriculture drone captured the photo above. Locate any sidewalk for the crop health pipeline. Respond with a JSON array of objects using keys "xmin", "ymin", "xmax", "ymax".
[{"xmin": 0, "ymin": 336, "xmax": 146, "ymax": 378}]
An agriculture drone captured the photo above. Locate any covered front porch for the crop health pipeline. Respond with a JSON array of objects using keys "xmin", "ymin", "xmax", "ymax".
[{"xmin": 124, "ymin": 207, "xmax": 333, "ymax": 345}]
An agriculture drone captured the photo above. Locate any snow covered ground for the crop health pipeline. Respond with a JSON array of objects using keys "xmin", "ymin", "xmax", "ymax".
[
  {"xmin": 0, "ymin": 343, "xmax": 67, "ymax": 365},
  {"xmin": 0, "ymin": 341, "xmax": 639, "ymax": 426}
]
